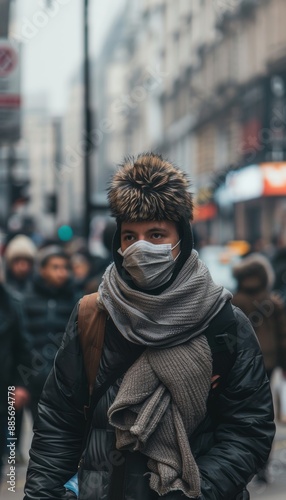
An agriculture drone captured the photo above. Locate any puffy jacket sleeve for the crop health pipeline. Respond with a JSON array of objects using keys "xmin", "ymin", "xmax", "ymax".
[
  {"xmin": 24, "ymin": 303, "xmax": 89, "ymax": 500},
  {"xmin": 197, "ymin": 307, "xmax": 275, "ymax": 500}
]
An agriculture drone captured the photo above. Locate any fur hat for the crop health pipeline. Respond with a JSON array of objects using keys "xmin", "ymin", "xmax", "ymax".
[{"xmin": 108, "ymin": 153, "xmax": 193, "ymax": 222}]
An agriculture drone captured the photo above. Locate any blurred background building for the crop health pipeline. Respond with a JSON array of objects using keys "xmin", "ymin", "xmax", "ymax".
[
  {"xmin": 59, "ymin": 70, "xmax": 84, "ymax": 234},
  {"xmin": 23, "ymin": 93, "xmax": 58, "ymax": 236},
  {"xmin": 1, "ymin": 0, "xmax": 286, "ymax": 250},
  {"xmin": 90, "ymin": 0, "xmax": 286, "ymax": 249}
]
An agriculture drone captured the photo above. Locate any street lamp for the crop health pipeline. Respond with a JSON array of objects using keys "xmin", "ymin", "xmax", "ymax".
[
  {"xmin": 46, "ymin": 0, "xmax": 93, "ymax": 239},
  {"xmin": 83, "ymin": 0, "xmax": 92, "ymax": 240}
]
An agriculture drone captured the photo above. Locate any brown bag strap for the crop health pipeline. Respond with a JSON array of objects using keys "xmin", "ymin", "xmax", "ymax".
[{"xmin": 78, "ymin": 292, "xmax": 107, "ymax": 404}]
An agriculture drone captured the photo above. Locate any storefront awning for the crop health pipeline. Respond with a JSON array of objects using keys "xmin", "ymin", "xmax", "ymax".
[{"xmin": 215, "ymin": 162, "xmax": 286, "ymax": 206}]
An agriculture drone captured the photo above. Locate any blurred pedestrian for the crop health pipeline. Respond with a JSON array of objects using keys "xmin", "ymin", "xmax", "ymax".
[
  {"xmin": 21, "ymin": 246, "xmax": 78, "ymax": 419},
  {"xmin": 2, "ymin": 234, "xmax": 36, "ymax": 463},
  {"xmin": 232, "ymin": 253, "xmax": 286, "ymax": 380},
  {"xmin": 24, "ymin": 153, "xmax": 274, "ymax": 500},
  {"xmin": 232, "ymin": 252, "xmax": 286, "ymax": 482},
  {"xmin": 84, "ymin": 219, "xmax": 116, "ymax": 293},
  {"xmin": 4, "ymin": 234, "xmax": 37, "ymax": 295},
  {"xmin": 0, "ymin": 257, "xmax": 31, "ymax": 482},
  {"xmin": 271, "ymin": 245, "xmax": 286, "ymax": 304},
  {"xmin": 71, "ymin": 250, "xmax": 96, "ymax": 298}
]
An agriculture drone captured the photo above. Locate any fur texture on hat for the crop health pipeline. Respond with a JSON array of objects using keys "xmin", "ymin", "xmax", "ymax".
[{"xmin": 108, "ymin": 153, "xmax": 193, "ymax": 222}]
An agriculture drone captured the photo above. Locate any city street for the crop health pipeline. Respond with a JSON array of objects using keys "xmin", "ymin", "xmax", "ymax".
[
  {"xmin": 1, "ymin": 410, "xmax": 31, "ymax": 500},
  {"xmin": 1, "ymin": 410, "xmax": 286, "ymax": 499},
  {"xmin": 1, "ymin": 0, "xmax": 286, "ymax": 498}
]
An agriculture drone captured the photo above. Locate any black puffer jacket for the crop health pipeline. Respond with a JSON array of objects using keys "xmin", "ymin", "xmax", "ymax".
[
  {"xmin": 0, "ymin": 284, "xmax": 31, "ymax": 415},
  {"xmin": 24, "ymin": 302, "xmax": 275, "ymax": 500},
  {"xmin": 22, "ymin": 275, "xmax": 78, "ymax": 397}
]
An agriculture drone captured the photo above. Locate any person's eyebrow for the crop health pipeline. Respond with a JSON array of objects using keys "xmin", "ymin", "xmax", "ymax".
[
  {"xmin": 147, "ymin": 227, "xmax": 168, "ymax": 233},
  {"xmin": 121, "ymin": 229, "xmax": 137, "ymax": 235},
  {"xmin": 121, "ymin": 226, "xmax": 168, "ymax": 235}
]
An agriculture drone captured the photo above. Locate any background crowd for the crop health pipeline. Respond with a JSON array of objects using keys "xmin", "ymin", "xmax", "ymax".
[{"xmin": 0, "ymin": 220, "xmax": 116, "ymax": 475}]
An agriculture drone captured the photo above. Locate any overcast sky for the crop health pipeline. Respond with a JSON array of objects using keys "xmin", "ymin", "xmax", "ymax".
[{"xmin": 11, "ymin": 0, "xmax": 125, "ymax": 113}]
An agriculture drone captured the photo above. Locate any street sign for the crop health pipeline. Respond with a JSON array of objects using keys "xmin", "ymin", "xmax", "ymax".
[{"xmin": 0, "ymin": 38, "xmax": 21, "ymax": 142}]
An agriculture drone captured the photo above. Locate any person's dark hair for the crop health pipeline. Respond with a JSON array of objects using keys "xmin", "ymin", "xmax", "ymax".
[{"xmin": 37, "ymin": 245, "xmax": 69, "ymax": 268}]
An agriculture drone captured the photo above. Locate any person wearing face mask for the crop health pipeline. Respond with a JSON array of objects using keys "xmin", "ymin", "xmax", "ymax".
[{"xmin": 24, "ymin": 153, "xmax": 274, "ymax": 500}]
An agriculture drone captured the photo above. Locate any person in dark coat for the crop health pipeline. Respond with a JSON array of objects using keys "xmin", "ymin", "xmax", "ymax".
[
  {"xmin": 71, "ymin": 251, "xmax": 94, "ymax": 297},
  {"xmin": 0, "ymin": 257, "xmax": 31, "ymax": 482},
  {"xmin": 232, "ymin": 253, "xmax": 286, "ymax": 483},
  {"xmin": 24, "ymin": 153, "xmax": 275, "ymax": 500},
  {"xmin": 3, "ymin": 234, "xmax": 37, "ymax": 463},
  {"xmin": 271, "ymin": 245, "xmax": 286, "ymax": 303},
  {"xmin": 83, "ymin": 219, "xmax": 116, "ymax": 293},
  {"xmin": 21, "ymin": 246, "xmax": 78, "ymax": 419},
  {"xmin": 232, "ymin": 253, "xmax": 286, "ymax": 379}
]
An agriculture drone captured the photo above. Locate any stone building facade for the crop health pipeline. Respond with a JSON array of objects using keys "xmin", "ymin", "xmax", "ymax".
[
  {"xmin": 64, "ymin": 0, "xmax": 286, "ymax": 244},
  {"xmin": 100, "ymin": 0, "xmax": 286, "ymax": 245}
]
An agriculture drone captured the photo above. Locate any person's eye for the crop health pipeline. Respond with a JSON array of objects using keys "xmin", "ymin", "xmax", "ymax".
[
  {"xmin": 151, "ymin": 233, "xmax": 163, "ymax": 240},
  {"xmin": 124, "ymin": 234, "xmax": 135, "ymax": 241}
]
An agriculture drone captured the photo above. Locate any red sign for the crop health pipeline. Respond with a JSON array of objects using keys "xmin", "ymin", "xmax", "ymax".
[
  {"xmin": 0, "ymin": 39, "xmax": 21, "ymax": 141},
  {"xmin": 0, "ymin": 95, "xmax": 21, "ymax": 107},
  {"xmin": 194, "ymin": 203, "xmax": 217, "ymax": 222},
  {"xmin": 261, "ymin": 162, "xmax": 286, "ymax": 196}
]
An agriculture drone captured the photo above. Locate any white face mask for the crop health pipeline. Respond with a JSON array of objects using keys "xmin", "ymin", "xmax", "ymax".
[{"xmin": 118, "ymin": 239, "xmax": 181, "ymax": 290}]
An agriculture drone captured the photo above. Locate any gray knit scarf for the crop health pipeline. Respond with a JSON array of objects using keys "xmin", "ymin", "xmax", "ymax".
[
  {"xmin": 98, "ymin": 250, "xmax": 232, "ymax": 347},
  {"xmin": 108, "ymin": 334, "xmax": 212, "ymax": 498}
]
